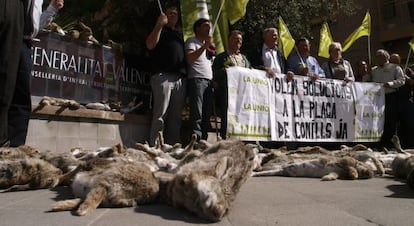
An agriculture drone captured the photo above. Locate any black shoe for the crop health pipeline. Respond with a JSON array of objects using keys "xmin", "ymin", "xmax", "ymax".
[{"xmin": 0, "ymin": 140, "xmax": 10, "ymax": 147}]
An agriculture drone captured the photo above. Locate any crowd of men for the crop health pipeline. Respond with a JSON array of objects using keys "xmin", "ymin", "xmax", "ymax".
[
  {"xmin": 145, "ymin": 3, "xmax": 414, "ymax": 149},
  {"xmin": 1, "ymin": 2, "xmax": 413, "ymax": 150}
]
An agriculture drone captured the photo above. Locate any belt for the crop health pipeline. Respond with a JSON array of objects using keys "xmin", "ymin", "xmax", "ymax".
[{"xmin": 156, "ymin": 72, "xmax": 185, "ymax": 78}]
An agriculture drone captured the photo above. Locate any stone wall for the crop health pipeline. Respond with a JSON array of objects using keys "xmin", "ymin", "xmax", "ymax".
[{"xmin": 26, "ymin": 104, "xmax": 151, "ymax": 153}]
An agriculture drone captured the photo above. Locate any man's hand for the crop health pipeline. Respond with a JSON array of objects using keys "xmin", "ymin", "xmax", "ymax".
[
  {"xmin": 286, "ymin": 71, "xmax": 294, "ymax": 81},
  {"xmin": 265, "ymin": 68, "xmax": 275, "ymax": 78},
  {"xmin": 51, "ymin": 0, "xmax": 64, "ymax": 10},
  {"xmin": 156, "ymin": 13, "xmax": 168, "ymax": 27},
  {"xmin": 310, "ymin": 74, "xmax": 319, "ymax": 81},
  {"xmin": 300, "ymin": 67, "xmax": 309, "ymax": 76},
  {"xmin": 344, "ymin": 77, "xmax": 353, "ymax": 82},
  {"xmin": 203, "ymin": 36, "xmax": 213, "ymax": 48}
]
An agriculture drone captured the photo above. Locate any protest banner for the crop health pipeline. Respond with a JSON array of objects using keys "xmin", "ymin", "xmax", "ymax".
[
  {"xmin": 31, "ymin": 32, "xmax": 152, "ymax": 113},
  {"xmin": 226, "ymin": 67, "xmax": 384, "ymax": 142}
]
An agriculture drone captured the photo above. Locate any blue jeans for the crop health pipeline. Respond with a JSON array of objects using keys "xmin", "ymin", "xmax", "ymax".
[{"xmin": 188, "ymin": 78, "xmax": 213, "ymax": 140}]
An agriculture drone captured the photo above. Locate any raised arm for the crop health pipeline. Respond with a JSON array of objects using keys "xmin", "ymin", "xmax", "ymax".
[
  {"xmin": 185, "ymin": 36, "xmax": 212, "ymax": 65},
  {"xmin": 146, "ymin": 13, "xmax": 167, "ymax": 50},
  {"xmin": 39, "ymin": 0, "xmax": 64, "ymax": 30}
]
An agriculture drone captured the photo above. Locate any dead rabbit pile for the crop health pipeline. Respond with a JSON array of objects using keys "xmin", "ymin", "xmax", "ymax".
[{"xmin": 1, "ymin": 134, "xmax": 413, "ymax": 222}]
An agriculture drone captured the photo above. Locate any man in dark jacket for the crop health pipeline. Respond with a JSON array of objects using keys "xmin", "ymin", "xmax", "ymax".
[
  {"xmin": 0, "ymin": 0, "xmax": 25, "ymax": 146},
  {"xmin": 250, "ymin": 27, "xmax": 292, "ymax": 77}
]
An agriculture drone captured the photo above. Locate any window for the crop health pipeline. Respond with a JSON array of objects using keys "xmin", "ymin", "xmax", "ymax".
[{"xmin": 382, "ymin": 0, "xmax": 396, "ymax": 20}]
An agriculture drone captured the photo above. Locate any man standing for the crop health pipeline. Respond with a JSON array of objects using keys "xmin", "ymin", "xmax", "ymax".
[
  {"xmin": 212, "ymin": 30, "xmax": 250, "ymax": 139},
  {"xmin": 8, "ymin": 0, "xmax": 64, "ymax": 147},
  {"xmin": 389, "ymin": 53, "xmax": 414, "ymax": 148},
  {"xmin": 185, "ymin": 18, "xmax": 213, "ymax": 140},
  {"xmin": 364, "ymin": 49, "xmax": 405, "ymax": 148},
  {"xmin": 146, "ymin": 4, "xmax": 187, "ymax": 146},
  {"xmin": 251, "ymin": 27, "xmax": 292, "ymax": 78},
  {"xmin": 0, "ymin": 0, "xmax": 25, "ymax": 146},
  {"xmin": 355, "ymin": 60, "xmax": 370, "ymax": 82},
  {"xmin": 287, "ymin": 37, "xmax": 325, "ymax": 81}
]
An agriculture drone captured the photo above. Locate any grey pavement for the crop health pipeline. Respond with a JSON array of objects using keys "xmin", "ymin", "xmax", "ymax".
[{"xmin": 1, "ymin": 176, "xmax": 414, "ymax": 226}]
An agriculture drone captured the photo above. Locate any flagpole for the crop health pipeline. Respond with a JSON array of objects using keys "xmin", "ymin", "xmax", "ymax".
[
  {"xmin": 293, "ymin": 46, "xmax": 305, "ymax": 65},
  {"xmin": 157, "ymin": 0, "xmax": 163, "ymax": 13},
  {"xmin": 404, "ymin": 48, "xmax": 412, "ymax": 70},
  {"xmin": 211, "ymin": 0, "xmax": 226, "ymax": 35},
  {"xmin": 368, "ymin": 35, "xmax": 371, "ymax": 65}
]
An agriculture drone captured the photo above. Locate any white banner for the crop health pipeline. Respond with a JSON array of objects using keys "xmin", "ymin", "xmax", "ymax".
[
  {"xmin": 226, "ymin": 67, "xmax": 385, "ymax": 142},
  {"xmin": 227, "ymin": 67, "xmax": 272, "ymax": 140}
]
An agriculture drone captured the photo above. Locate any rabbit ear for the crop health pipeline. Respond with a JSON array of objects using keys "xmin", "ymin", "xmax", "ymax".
[{"xmin": 215, "ymin": 157, "xmax": 234, "ymax": 179}]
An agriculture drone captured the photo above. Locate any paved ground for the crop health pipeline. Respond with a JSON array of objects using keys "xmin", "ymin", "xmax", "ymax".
[{"xmin": 1, "ymin": 176, "xmax": 414, "ymax": 226}]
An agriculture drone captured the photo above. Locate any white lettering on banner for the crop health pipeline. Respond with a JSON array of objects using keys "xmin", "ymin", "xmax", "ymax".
[
  {"xmin": 32, "ymin": 46, "xmax": 149, "ymax": 85},
  {"xmin": 33, "ymin": 47, "xmax": 102, "ymax": 76},
  {"xmin": 226, "ymin": 67, "xmax": 385, "ymax": 142}
]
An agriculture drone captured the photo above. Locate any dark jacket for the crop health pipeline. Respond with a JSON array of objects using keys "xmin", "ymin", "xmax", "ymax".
[
  {"xmin": 212, "ymin": 51, "xmax": 251, "ymax": 89},
  {"xmin": 249, "ymin": 45, "xmax": 287, "ymax": 73}
]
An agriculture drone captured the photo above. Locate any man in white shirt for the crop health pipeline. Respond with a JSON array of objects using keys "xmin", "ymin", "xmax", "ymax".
[
  {"xmin": 364, "ymin": 49, "xmax": 405, "ymax": 148},
  {"xmin": 185, "ymin": 18, "xmax": 214, "ymax": 140}
]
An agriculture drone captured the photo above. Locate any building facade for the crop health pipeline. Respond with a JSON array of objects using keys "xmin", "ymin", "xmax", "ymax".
[{"xmin": 311, "ymin": 0, "xmax": 414, "ymax": 68}]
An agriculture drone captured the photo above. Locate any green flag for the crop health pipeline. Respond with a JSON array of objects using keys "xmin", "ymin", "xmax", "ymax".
[
  {"xmin": 343, "ymin": 11, "xmax": 371, "ymax": 52},
  {"xmin": 180, "ymin": 0, "xmax": 249, "ymax": 53},
  {"xmin": 318, "ymin": 22, "xmax": 334, "ymax": 58},
  {"xmin": 409, "ymin": 34, "xmax": 414, "ymax": 51},
  {"xmin": 278, "ymin": 17, "xmax": 295, "ymax": 59},
  {"xmin": 227, "ymin": 0, "xmax": 249, "ymax": 25}
]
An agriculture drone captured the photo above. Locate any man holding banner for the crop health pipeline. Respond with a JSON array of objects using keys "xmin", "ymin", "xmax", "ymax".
[
  {"xmin": 250, "ymin": 27, "xmax": 292, "ymax": 78},
  {"xmin": 146, "ymin": 4, "xmax": 187, "ymax": 146},
  {"xmin": 321, "ymin": 42, "xmax": 355, "ymax": 82},
  {"xmin": 287, "ymin": 37, "xmax": 325, "ymax": 81},
  {"xmin": 212, "ymin": 30, "xmax": 250, "ymax": 139}
]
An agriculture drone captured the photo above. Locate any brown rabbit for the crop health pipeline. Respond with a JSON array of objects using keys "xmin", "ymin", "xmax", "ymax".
[
  {"xmin": 167, "ymin": 140, "xmax": 256, "ymax": 222},
  {"xmin": 50, "ymin": 159, "xmax": 159, "ymax": 216},
  {"xmin": 253, "ymin": 156, "xmax": 374, "ymax": 181},
  {"xmin": 0, "ymin": 158, "xmax": 62, "ymax": 192},
  {"xmin": 0, "ymin": 145, "xmax": 40, "ymax": 160},
  {"xmin": 391, "ymin": 153, "xmax": 414, "ymax": 186}
]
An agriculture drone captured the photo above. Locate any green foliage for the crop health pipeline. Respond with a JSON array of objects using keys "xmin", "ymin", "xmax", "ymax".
[
  {"xmin": 234, "ymin": 0, "xmax": 360, "ymax": 53},
  {"xmin": 51, "ymin": 0, "xmax": 359, "ymax": 56}
]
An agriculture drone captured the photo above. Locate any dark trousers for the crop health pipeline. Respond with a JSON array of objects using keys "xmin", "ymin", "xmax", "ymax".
[
  {"xmin": 8, "ymin": 41, "xmax": 32, "ymax": 147},
  {"xmin": 0, "ymin": 0, "xmax": 25, "ymax": 145},
  {"xmin": 381, "ymin": 92, "xmax": 399, "ymax": 148},
  {"xmin": 397, "ymin": 85, "xmax": 414, "ymax": 148},
  {"xmin": 214, "ymin": 88, "xmax": 228, "ymax": 139}
]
